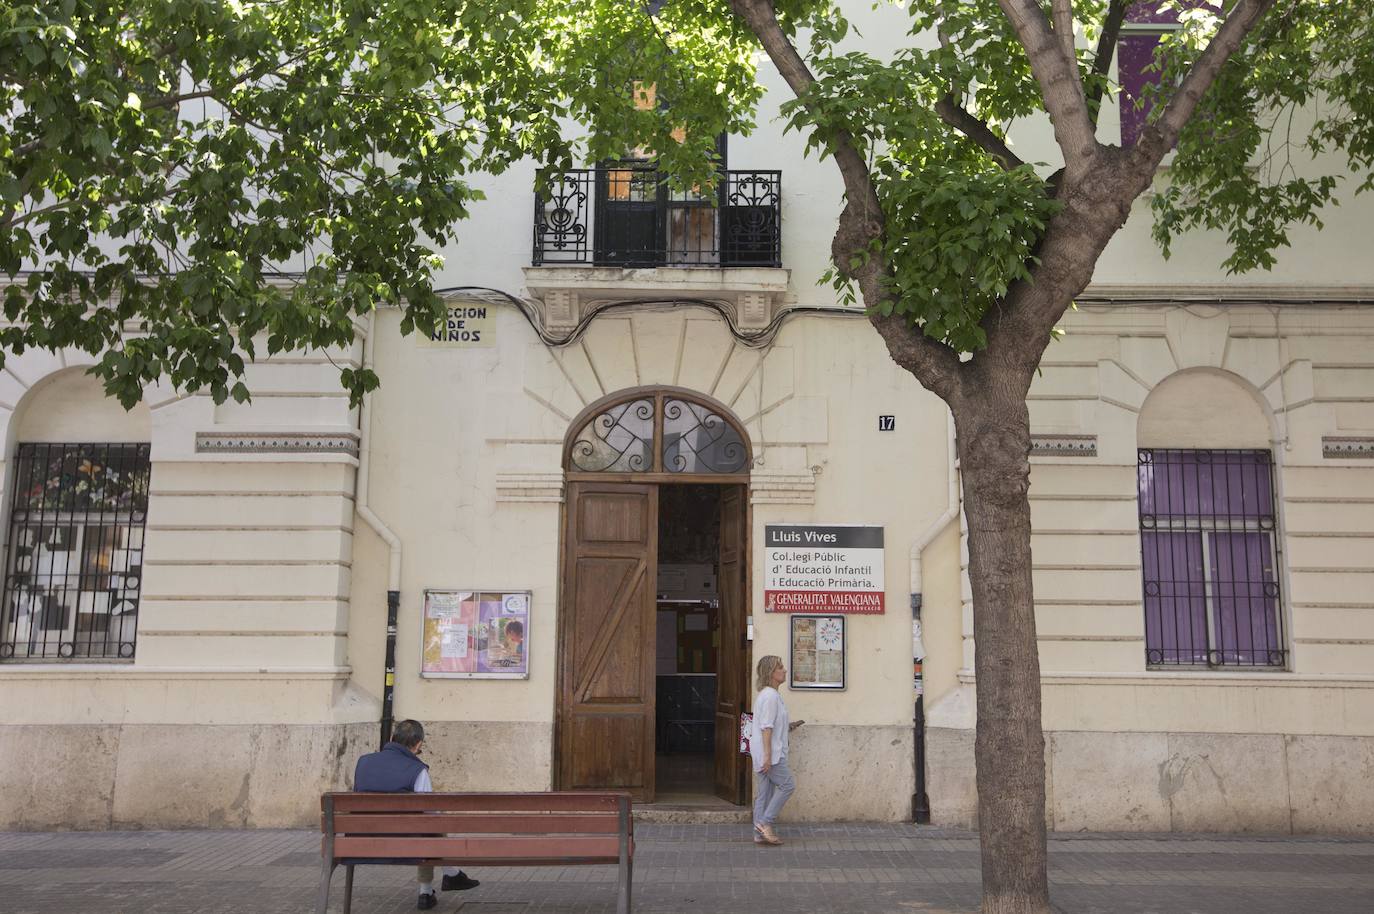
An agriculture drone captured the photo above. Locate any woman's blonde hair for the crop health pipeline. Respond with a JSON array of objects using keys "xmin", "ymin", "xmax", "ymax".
[{"xmin": 755, "ymin": 654, "xmax": 784, "ymax": 692}]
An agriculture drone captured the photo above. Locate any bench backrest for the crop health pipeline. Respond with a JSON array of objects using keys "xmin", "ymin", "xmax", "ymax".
[{"xmin": 320, "ymin": 792, "xmax": 633, "ymax": 864}]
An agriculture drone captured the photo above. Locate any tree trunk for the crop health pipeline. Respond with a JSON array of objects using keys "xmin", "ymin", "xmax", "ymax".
[{"xmin": 954, "ymin": 382, "xmax": 1050, "ymax": 914}]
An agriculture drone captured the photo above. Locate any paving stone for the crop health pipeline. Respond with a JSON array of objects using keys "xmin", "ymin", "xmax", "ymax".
[{"xmin": 0, "ymin": 824, "xmax": 1370, "ymax": 913}]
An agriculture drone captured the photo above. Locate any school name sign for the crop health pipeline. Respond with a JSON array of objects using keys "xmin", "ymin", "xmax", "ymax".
[
  {"xmin": 763, "ymin": 524, "xmax": 885, "ymax": 614},
  {"xmin": 417, "ymin": 306, "xmax": 495, "ymax": 347}
]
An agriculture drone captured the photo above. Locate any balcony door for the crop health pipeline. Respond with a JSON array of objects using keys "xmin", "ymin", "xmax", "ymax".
[
  {"xmin": 592, "ymin": 136, "xmax": 729, "ymax": 267},
  {"xmin": 594, "ymin": 165, "xmax": 663, "ymax": 266}
]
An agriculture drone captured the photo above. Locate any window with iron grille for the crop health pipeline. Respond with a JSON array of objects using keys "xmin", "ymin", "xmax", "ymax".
[
  {"xmin": 1137, "ymin": 448, "xmax": 1286, "ymax": 669},
  {"xmin": 1, "ymin": 443, "xmax": 150, "ymax": 661}
]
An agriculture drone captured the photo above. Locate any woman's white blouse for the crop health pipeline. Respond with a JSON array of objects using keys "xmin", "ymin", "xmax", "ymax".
[{"xmin": 749, "ymin": 686, "xmax": 789, "ymax": 770}]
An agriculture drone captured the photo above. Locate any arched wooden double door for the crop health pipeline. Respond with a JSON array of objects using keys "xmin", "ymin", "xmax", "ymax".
[{"xmin": 557, "ymin": 388, "xmax": 751, "ymax": 803}]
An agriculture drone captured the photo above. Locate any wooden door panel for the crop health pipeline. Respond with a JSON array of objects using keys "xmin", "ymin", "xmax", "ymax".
[
  {"xmin": 577, "ymin": 492, "xmax": 652, "ymax": 544},
  {"xmin": 559, "ymin": 482, "xmax": 657, "ymax": 800},
  {"xmin": 572, "ymin": 557, "xmax": 649, "ymax": 703},
  {"xmin": 568, "ymin": 715, "xmax": 647, "ymax": 790},
  {"xmin": 714, "ymin": 484, "xmax": 748, "ymax": 803}
]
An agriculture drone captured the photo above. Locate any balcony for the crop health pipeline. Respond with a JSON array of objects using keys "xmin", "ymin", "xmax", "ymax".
[{"xmin": 533, "ymin": 167, "xmax": 781, "ymax": 268}]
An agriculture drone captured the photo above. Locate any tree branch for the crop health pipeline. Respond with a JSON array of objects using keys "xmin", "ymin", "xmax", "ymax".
[
  {"xmin": 934, "ymin": 98, "xmax": 1026, "ymax": 171},
  {"xmin": 1128, "ymin": 0, "xmax": 1279, "ymax": 171},
  {"xmin": 996, "ymin": 0, "xmax": 1099, "ymax": 178},
  {"xmin": 1087, "ymin": 0, "xmax": 1128, "ymax": 126},
  {"xmin": 1051, "ymin": 0, "xmax": 1077, "ymax": 69},
  {"xmin": 982, "ymin": 0, "xmax": 1281, "ymax": 385},
  {"xmin": 728, "ymin": 0, "xmax": 964, "ymax": 402},
  {"xmin": 931, "ymin": 15, "xmax": 1024, "ymax": 171}
]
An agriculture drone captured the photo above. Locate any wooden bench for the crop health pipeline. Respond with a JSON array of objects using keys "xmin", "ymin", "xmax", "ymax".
[{"xmin": 317, "ymin": 791, "xmax": 634, "ymax": 914}]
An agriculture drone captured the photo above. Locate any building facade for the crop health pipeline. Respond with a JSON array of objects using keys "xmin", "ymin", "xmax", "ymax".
[{"xmin": 2, "ymin": 2, "xmax": 1372, "ymax": 833}]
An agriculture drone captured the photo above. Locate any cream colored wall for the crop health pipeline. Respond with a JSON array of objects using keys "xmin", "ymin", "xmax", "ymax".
[
  {"xmin": 356, "ymin": 303, "xmax": 955, "ymax": 807},
  {"xmin": 1021, "ymin": 304, "xmax": 1374, "ymax": 695},
  {"xmin": 427, "ymin": 3, "xmax": 1374, "ymax": 306},
  {"xmin": 925, "ymin": 303, "xmax": 1374, "ymax": 833},
  {"xmin": 0, "ymin": 343, "xmax": 376, "ymax": 828}
]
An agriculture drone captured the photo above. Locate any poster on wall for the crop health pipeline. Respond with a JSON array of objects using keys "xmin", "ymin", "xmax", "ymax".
[
  {"xmin": 764, "ymin": 524, "xmax": 885, "ymax": 613},
  {"xmin": 421, "ymin": 589, "xmax": 530, "ymax": 679},
  {"xmin": 790, "ymin": 614, "xmax": 845, "ymax": 690}
]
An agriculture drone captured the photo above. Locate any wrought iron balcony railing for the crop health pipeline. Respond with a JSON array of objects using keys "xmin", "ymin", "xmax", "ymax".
[{"xmin": 533, "ymin": 167, "xmax": 781, "ymax": 268}]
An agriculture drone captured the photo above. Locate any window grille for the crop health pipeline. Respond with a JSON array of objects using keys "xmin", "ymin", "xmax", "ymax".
[
  {"xmin": 565, "ymin": 391, "xmax": 750, "ymax": 477},
  {"xmin": 1137, "ymin": 448, "xmax": 1286, "ymax": 669},
  {"xmin": 1, "ymin": 443, "xmax": 151, "ymax": 661}
]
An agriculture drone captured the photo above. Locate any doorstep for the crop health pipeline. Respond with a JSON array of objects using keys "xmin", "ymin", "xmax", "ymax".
[{"xmin": 634, "ymin": 794, "xmax": 751, "ymax": 824}]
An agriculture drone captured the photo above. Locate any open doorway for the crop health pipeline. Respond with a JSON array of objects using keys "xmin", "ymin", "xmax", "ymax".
[
  {"xmin": 556, "ymin": 388, "xmax": 751, "ymax": 804},
  {"xmin": 655, "ymin": 485, "xmax": 721, "ymax": 801}
]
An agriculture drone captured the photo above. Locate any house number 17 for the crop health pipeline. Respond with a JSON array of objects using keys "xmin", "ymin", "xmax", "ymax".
[{"xmin": 878, "ymin": 415, "xmax": 895, "ymax": 431}]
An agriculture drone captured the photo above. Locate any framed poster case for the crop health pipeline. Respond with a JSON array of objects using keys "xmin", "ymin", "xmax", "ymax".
[
  {"xmin": 421, "ymin": 589, "xmax": 530, "ymax": 679},
  {"xmin": 789, "ymin": 613, "xmax": 845, "ymax": 690}
]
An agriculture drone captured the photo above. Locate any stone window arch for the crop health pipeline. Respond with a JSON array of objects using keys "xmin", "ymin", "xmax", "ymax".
[
  {"xmin": 1134, "ymin": 370, "xmax": 1285, "ymax": 669},
  {"xmin": 1, "ymin": 369, "xmax": 152, "ymax": 661}
]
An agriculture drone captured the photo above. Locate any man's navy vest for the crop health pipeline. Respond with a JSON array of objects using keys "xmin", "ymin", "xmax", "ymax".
[{"xmin": 354, "ymin": 742, "xmax": 429, "ymax": 792}]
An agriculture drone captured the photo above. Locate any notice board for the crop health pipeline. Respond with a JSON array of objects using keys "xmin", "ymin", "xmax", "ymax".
[
  {"xmin": 421, "ymin": 590, "xmax": 530, "ymax": 679},
  {"xmin": 790, "ymin": 614, "xmax": 846, "ymax": 690},
  {"xmin": 763, "ymin": 524, "xmax": 885, "ymax": 613}
]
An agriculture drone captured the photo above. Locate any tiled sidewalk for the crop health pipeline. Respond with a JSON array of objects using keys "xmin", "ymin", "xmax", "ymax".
[{"xmin": 2, "ymin": 823, "xmax": 1372, "ymax": 914}]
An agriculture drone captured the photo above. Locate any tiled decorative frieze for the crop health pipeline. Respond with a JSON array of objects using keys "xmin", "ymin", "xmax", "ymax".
[
  {"xmin": 495, "ymin": 472, "xmax": 565, "ymax": 503},
  {"xmin": 1323, "ymin": 436, "xmax": 1374, "ymax": 459},
  {"xmin": 750, "ymin": 470, "xmax": 817, "ymax": 505},
  {"xmin": 195, "ymin": 432, "xmax": 360, "ymax": 457},
  {"xmin": 1030, "ymin": 434, "xmax": 1097, "ymax": 457}
]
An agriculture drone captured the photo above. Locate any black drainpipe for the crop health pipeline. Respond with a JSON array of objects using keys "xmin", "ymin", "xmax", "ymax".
[
  {"xmin": 912, "ymin": 593, "xmax": 931, "ymax": 823},
  {"xmin": 913, "ymin": 694, "xmax": 930, "ymax": 823},
  {"xmin": 379, "ymin": 589, "xmax": 400, "ymax": 747}
]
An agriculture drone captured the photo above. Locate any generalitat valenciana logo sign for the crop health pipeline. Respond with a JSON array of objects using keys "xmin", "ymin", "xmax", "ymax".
[{"xmin": 763, "ymin": 524, "xmax": 885, "ymax": 613}]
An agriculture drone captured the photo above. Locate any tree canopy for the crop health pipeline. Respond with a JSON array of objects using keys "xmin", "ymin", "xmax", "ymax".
[
  {"xmin": 1, "ymin": 0, "xmax": 756, "ymax": 406},
  {"xmin": 4, "ymin": 2, "xmax": 1372, "ymax": 407}
]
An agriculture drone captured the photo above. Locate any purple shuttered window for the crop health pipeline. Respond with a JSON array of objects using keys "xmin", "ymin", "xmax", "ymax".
[
  {"xmin": 1118, "ymin": 1, "xmax": 1220, "ymax": 146},
  {"xmin": 1137, "ymin": 449, "xmax": 1286, "ymax": 668}
]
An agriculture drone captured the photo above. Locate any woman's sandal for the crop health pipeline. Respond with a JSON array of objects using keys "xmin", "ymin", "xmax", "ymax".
[{"xmin": 754, "ymin": 823, "xmax": 784, "ymax": 846}]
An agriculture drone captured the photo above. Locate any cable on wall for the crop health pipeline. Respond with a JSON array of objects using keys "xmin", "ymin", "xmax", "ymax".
[{"xmin": 431, "ymin": 285, "xmax": 870, "ymax": 350}]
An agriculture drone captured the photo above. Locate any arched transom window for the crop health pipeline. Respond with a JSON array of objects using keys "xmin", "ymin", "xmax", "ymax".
[{"xmin": 565, "ymin": 389, "xmax": 750, "ymax": 478}]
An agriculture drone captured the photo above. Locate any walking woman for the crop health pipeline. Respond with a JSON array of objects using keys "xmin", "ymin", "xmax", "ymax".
[{"xmin": 750, "ymin": 654, "xmax": 803, "ymax": 845}]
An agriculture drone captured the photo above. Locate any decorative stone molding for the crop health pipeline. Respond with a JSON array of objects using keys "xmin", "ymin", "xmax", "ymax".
[
  {"xmin": 737, "ymin": 292, "xmax": 770, "ymax": 331},
  {"xmin": 523, "ymin": 266, "xmax": 790, "ymax": 338},
  {"xmin": 495, "ymin": 472, "xmax": 565, "ymax": 503},
  {"xmin": 1323, "ymin": 436, "xmax": 1374, "ymax": 459},
  {"xmin": 1078, "ymin": 282, "xmax": 1374, "ymax": 304},
  {"xmin": 750, "ymin": 469, "xmax": 817, "ymax": 505},
  {"xmin": 542, "ymin": 288, "xmax": 579, "ymax": 335},
  {"xmin": 1030, "ymin": 434, "xmax": 1097, "ymax": 457},
  {"xmin": 195, "ymin": 432, "xmax": 360, "ymax": 457}
]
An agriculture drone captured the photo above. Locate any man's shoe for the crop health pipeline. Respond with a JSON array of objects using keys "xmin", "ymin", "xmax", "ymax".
[
  {"xmin": 416, "ymin": 891, "xmax": 438, "ymax": 910},
  {"xmin": 442, "ymin": 872, "xmax": 480, "ymax": 891}
]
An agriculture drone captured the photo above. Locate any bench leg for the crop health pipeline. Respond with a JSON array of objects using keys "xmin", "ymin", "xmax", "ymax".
[
  {"xmin": 342, "ymin": 865, "xmax": 355, "ymax": 914},
  {"xmin": 315, "ymin": 861, "xmax": 335, "ymax": 914},
  {"xmin": 617, "ymin": 856, "xmax": 633, "ymax": 914}
]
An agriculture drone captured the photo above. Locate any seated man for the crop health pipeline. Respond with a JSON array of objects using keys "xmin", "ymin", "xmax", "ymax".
[{"xmin": 353, "ymin": 719, "xmax": 480, "ymax": 909}]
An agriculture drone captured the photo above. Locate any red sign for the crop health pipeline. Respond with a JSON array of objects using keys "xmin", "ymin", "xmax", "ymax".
[{"xmin": 765, "ymin": 590, "xmax": 885, "ymax": 613}]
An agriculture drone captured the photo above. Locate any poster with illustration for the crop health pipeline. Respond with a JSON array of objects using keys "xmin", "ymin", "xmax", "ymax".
[
  {"xmin": 789, "ymin": 614, "xmax": 845, "ymax": 690},
  {"xmin": 422, "ymin": 590, "xmax": 530, "ymax": 679}
]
